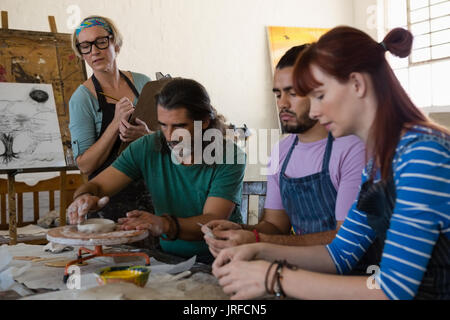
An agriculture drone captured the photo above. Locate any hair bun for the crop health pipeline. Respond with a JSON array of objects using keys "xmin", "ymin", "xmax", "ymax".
[{"xmin": 382, "ymin": 28, "xmax": 413, "ymax": 58}]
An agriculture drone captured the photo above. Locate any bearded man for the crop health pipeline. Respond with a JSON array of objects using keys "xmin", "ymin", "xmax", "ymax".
[{"xmin": 202, "ymin": 45, "xmax": 366, "ymax": 255}]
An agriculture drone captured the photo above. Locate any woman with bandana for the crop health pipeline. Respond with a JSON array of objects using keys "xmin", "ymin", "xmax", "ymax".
[{"xmin": 68, "ymin": 16, "xmax": 153, "ymax": 222}]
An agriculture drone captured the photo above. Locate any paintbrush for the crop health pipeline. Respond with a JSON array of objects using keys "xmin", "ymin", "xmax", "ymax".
[
  {"xmin": 99, "ymin": 91, "xmax": 120, "ymax": 102},
  {"xmin": 99, "ymin": 91, "xmax": 136, "ymax": 122}
]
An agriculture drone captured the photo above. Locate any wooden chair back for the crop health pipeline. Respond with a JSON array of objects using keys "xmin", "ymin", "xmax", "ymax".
[
  {"xmin": 241, "ymin": 181, "xmax": 267, "ymax": 225},
  {"xmin": 0, "ymin": 174, "xmax": 84, "ymax": 230}
]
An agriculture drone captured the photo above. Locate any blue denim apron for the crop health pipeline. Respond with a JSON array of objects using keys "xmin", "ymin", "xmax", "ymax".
[{"xmin": 280, "ymin": 133, "xmax": 337, "ymax": 234}]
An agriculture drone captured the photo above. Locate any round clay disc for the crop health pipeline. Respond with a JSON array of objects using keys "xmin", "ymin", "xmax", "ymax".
[{"xmin": 77, "ymin": 218, "xmax": 116, "ymax": 234}]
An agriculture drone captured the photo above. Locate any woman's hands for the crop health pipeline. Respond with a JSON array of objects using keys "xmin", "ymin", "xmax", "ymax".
[
  {"xmin": 113, "ymin": 97, "xmax": 134, "ymax": 125},
  {"xmin": 212, "ymin": 244, "xmax": 271, "ymax": 300},
  {"xmin": 119, "ymin": 117, "xmax": 151, "ymax": 142},
  {"xmin": 113, "ymin": 97, "xmax": 152, "ymax": 142}
]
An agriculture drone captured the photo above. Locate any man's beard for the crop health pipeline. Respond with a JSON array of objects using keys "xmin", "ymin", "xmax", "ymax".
[
  {"xmin": 167, "ymin": 139, "xmax": 193, "ymax": 163},
  {"xmin": 280, "ymin": 111, "xmax": 317, "ymax": 134}
]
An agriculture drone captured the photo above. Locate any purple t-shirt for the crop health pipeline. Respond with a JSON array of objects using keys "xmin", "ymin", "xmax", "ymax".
[{"xmin": 264, "ymin": 134, "xmax": 365, "ymax": 221}]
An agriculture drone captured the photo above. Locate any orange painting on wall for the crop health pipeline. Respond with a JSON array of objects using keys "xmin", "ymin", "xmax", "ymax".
[{"xmin": 267, "ymin": 26, "xmax": 329, "ymax": 73}]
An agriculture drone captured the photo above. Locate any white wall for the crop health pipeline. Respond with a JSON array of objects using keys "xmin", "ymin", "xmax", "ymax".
[
  {"xmin": 1, "ymin": 0, "xmax": 377, "ymax": 180},
  {"xmin": 352, "ymin": 0, "xmax": 379, "ymax": 40}
]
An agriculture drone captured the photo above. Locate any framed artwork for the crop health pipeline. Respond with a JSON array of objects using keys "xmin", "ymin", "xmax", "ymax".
[
  {"xmin": 0, "ymin": 28, "xmax": 87, "ymax": 165},
  {"xmin": 266, "ymin": 26, "xmax": 329, "ymax": 74},
  {"xmin": 0, "ymin": 83, "xmax": 66, "ymax": 170}
]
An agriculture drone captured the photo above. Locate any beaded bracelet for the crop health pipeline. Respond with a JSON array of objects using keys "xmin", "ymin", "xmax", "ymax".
[
  {"xmin": 269, "ymin": 261, "xmax": 281, "ymax": 298},
  {"xmin": 171, "ymin": 214, "xmax": 180, "ymax": 240},
  {"xmin": 274, "ymin": 262, "xmax": 286, "ymax": 299},
  {"xmin": 271, "ymin": 260, "xmax": 296, "ymax": 299},
  {"xmin": 264, "ymin": 261, "xmax": 278, "ymax": 295},
  {"xmin": 161, "ymin": 214, "xmax": 180, "ymax": 241}
]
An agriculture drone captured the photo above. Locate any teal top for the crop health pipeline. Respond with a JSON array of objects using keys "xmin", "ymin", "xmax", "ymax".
[
  {"xmin": 112, "ymin": 132, "xmax": 246, "ymax": 258},
  {"xmin": 68, "ymin": 72, "xmax": 151, "ymax": 160}
]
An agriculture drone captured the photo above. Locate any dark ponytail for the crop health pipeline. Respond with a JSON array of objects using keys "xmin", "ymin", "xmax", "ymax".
[
  {"xmin": 382, "ymin": 28, "xmax": 413, "ymax": 58},
  {"xmin": 293, "ymin": 25, "xmax": 448, "ymax": 181}
]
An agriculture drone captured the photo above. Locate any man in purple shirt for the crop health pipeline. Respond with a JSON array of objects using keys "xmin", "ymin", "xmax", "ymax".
[{"xmin": 202, "ymin": 45, "xmax": 365, "ymax": 256}]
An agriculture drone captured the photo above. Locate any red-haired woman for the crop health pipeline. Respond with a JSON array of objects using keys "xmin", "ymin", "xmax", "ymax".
[{"xmin": 212, "ymin": 26, "xmax": 450, "ymax": 300}]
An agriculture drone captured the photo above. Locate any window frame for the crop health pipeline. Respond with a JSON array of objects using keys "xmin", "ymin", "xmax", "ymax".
[
  {"xmin": 381, "ymin": 0, "xmax": 450, "ymax": 112},
  {"xmin": 406, "ymin": 0, "xmax": 450, "ymax": 66}
]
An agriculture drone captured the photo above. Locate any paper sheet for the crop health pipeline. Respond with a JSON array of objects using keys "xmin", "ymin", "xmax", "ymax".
[
  {"xmin": 149, "ymin": 255, "xmax": 196, "ymax": 274},
  {"xmin": 0, "ymin": 245, "xmax": 33, "ymax": 295},
  {"xmin": 0, "ymin": 225, "xmax": 48, "ymax": 237},
  {"xmin": 21, "ymin": 271, "xmax": 227, "ymax": 300},
  {"xmin": 2, "ymin": 243, "xmax": 198, "ymax": 295}
]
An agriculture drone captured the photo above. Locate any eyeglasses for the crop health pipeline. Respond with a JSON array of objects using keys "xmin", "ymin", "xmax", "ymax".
[{"xmin": 76, "ymin": 35, "xmax": 113, "ymax": 55}]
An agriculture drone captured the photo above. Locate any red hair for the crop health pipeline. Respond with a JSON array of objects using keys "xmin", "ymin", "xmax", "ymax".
[{"xmin": 293, "ymin": 26, "xmax": 448, "ymax": 180}]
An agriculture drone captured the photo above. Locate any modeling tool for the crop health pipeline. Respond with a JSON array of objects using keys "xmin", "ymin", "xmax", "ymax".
[{"xmin": 197, "ymin": 223, "xmax": 217, "ymax": 239}]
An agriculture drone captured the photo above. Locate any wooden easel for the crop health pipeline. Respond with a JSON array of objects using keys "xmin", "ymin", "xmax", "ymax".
[{"xmin": 0, "ymin": 11, "xmax": 84, "ymax": 245}]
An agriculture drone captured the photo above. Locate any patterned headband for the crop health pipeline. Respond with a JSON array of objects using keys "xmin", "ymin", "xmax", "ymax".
[{"xmin": 75, "ymin": 18, "xmax": 112, "ymax": 37}]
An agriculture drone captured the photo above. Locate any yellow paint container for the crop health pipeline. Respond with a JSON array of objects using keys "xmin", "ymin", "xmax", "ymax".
[{"xmin": 96, "ymin": 266, "xmax": 150, "ymax": 287}]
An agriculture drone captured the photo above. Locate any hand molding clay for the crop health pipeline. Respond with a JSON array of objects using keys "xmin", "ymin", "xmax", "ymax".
[{"xmin": 77, "ymin": 218, "xmax": 116, "ymax": 234}]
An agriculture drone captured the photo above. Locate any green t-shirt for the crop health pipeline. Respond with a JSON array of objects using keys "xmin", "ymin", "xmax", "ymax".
[{"xmin": 112, "ymin": 132, "xmax": 246, "ymax": 258}]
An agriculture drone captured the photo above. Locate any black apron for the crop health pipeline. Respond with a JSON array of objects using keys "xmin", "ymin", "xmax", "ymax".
[
  {"xmin": 87, "ymin": 71, "xmax": 153, "ymax": 222},
  {"xmin": 356, "ymin": 165, "xmax": 450, "ymax": 299}
]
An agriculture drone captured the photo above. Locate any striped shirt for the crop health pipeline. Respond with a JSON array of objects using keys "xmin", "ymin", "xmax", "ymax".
[{"xmin": 326, "ymin": 126, "xmax": 450, "ymax": 300}]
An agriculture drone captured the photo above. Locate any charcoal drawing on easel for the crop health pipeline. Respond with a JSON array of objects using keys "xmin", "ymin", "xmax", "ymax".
[{"xmin": 0, "ymin": 82, "xmax": 66, "ymax": 170}]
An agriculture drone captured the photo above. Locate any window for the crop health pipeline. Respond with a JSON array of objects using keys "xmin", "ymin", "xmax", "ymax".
[{"xmin": 383, "ymin": 0, "xmax": 450, "ymax": 110}]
